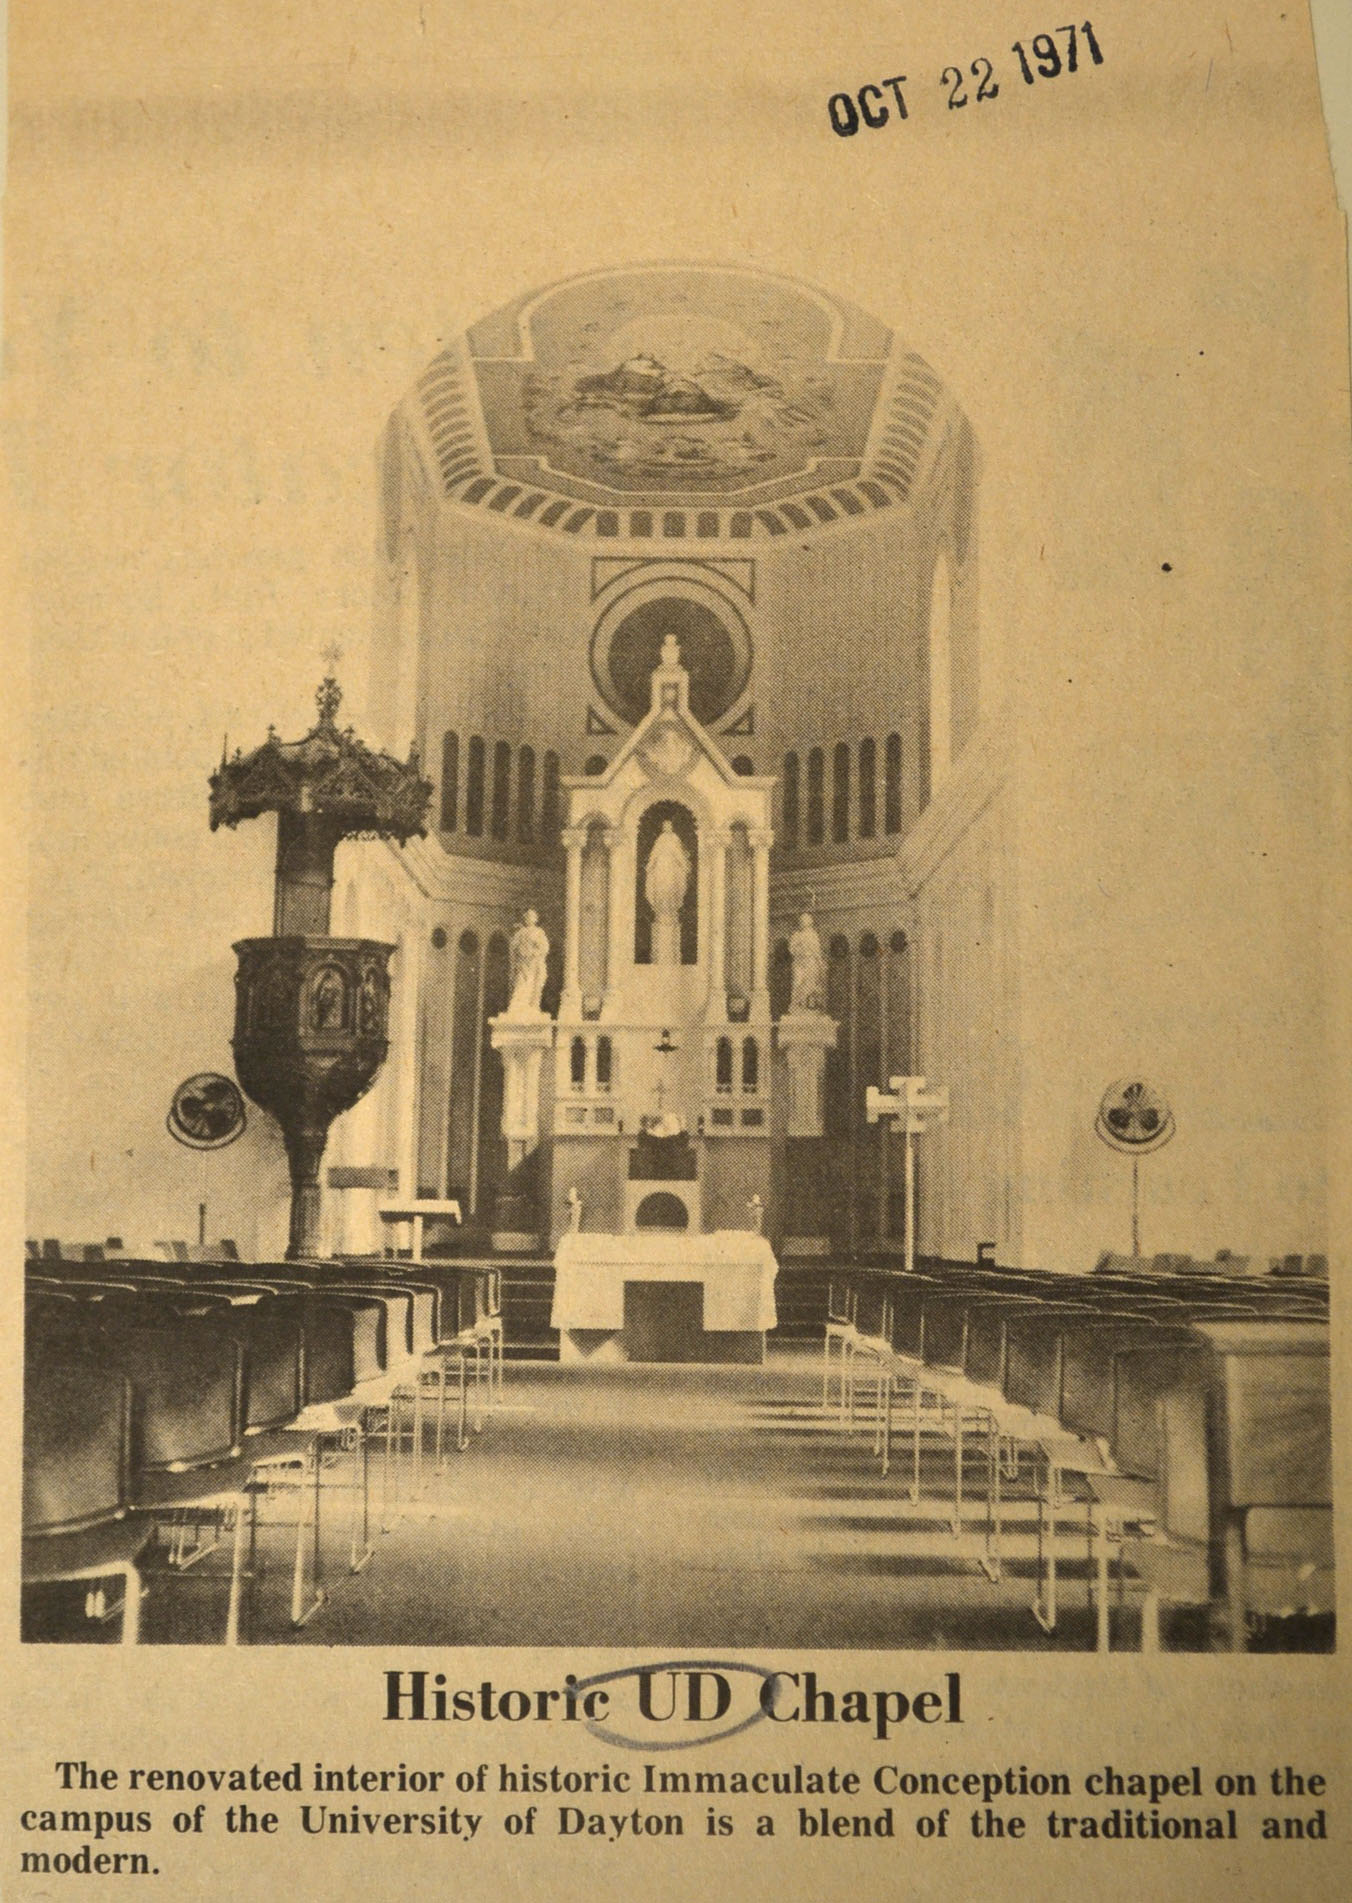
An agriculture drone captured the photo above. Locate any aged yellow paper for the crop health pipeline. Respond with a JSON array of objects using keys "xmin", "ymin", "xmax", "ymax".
[{"xmin": 5, "ymin": 1, "xmax": 1349, "ymax": 1897}]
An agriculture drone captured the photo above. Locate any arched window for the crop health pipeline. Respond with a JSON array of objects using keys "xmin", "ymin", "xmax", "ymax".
[
  {"xmin": 440, "ymin": 731, "xmax": 459, "ymax": 832},
  {"xmin": 806, "ymin": 748, "xmax": 825, "ymax": 846},
  {"xmin": 782, "ymin": 753, "xmax": 800, "ymax": 850},
  {"xmin": 824, "ymin": 934, "xmax": 853, "ymax": 1138},
  {"xmin": 855, "ymin": 938, "xmax": 884, "ymax": 1226},
  {"xmin": 474, "ymin": 933, "xmax": 511, "ymax": 1217},
  {"xmin": 741, "ymin": 1036, "xmax": 759, "ymax": 1094},
  {"xmin": 446, "ymin": 930, "xmax": 481, "ymax": 1202},
  {"xmin": 887, "ymin": 930, "xmax": 912, "ymax": 1079},
  {"xmin": 715, "ymin": 1036, "xmax": 733, "ymax": 1093},
  {"xmin": 858, "ymin": 737, "xmax": 876, "ymax": 840},
  {"xmin": 884, "ymin": 732, "xmax": 902, "ymax": 835},
  {"xmin": 832, "ymin": 741, "xmax": 851, "ymax": 843},
  {"xmin": 541, "ymin": 751, "xmax": 561, "ymax": 847},
  {"xmin": 596, "ymin": 1035, "xmax": 613, "ymax": 1089},
  {"xmin": 491, "ymin": 740, "xmax": 512, "ymax": 839},
  {"xmin": 570, "ymin": 1036, "xmax": 587, "ymax": 1090},
  {"xmin": 465, "ymin": 736, "xmax": 486, "ymax": 837},
  {"xmin": 516, "ymin": 746, "xmax": 536, "ymax": 842}
]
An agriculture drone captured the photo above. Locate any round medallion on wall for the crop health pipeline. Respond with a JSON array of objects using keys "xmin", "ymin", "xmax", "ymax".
[{"xmin": 591, "ymin": 592, "xmax": 751, "ymax": 729}]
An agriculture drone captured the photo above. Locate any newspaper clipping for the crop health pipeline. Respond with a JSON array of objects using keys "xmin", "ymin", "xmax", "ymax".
[{"xmin": 5, "ymin": 1, "xmax": 1349, "ymax": 1897}]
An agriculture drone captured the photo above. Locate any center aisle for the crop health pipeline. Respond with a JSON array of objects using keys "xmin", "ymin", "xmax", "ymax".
[{"xmin": 264, "ymin": 1353, "xmax": 1113, "ymax": 1651}]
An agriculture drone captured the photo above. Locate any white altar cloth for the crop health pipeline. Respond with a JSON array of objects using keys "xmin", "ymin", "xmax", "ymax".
[{"xmin": 551, "ymin": 1231, "xmax": 778, "ymax": 1334}]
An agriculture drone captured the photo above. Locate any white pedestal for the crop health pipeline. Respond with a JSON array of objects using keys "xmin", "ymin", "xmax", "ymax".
[
  {"xmin": 489, "ymin": 1013, "xmax": 554, "ymax": 1163},
  {"xmin": 776, "ymin": 1009, "xmax": 837, "ymax": 1138}
]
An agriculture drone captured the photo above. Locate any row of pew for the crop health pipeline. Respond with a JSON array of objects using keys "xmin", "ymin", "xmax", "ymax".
[
  {"xmin": 23, "ymin": 1254, "xmax": 504, "ymax": 1644},
  {"xmin": 825, "ymin": 1256, "xmax": 1333, "ymax": 1651}
]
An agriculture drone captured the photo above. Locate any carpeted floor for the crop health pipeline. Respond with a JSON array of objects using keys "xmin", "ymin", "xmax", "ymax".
[{"xmin": 223, "ymin": 1351, "xmax": 1130, "ymax": 1651}]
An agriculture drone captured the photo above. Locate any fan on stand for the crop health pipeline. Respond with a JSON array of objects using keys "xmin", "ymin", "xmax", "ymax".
[
  {"xmin": 167, "ymin": 1072, "xmax": 247, "ymax": 1247},
  {"xmin": 1094, "ymin": 1077, "xmax": 1175, "ymax": 1256}
]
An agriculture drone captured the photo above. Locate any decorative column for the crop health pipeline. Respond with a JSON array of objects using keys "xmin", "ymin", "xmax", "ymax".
[
  {"xmin": 749, "ymin": 827, "xmax": 772, "ymax": 1010},
  {"xmin": 561, "ymin": 825, "xmax": 586, "ymax": 1014},
  {"xmin": 705, "ymin": 828, "xmax": 729, "ymax": 1019},
  {"xmin": 605, "ymin": 825, "xmax": 633, "ymax": 1009},
  {"xmin": 489, "ymin": 1017, "xmax": 555, "ymax": 1168}
]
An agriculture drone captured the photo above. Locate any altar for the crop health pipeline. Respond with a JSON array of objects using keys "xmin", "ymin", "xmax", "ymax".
[{"xmin": 551, "ymin": 1230, "xmax": 778, "ymax": 1364}]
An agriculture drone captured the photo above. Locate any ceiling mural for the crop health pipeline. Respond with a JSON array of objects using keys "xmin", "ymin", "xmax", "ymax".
[{"xmin": 465, "ymin": 267, "xmax": 893, "ymax": 504}]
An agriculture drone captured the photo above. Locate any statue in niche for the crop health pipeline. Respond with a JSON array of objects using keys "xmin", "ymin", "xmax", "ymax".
[
  {"xmin": 789, "ymin": 911, "xmax": 826, "ymax": 1012},
  {"xmin": 506, "ymin": 908, "xmax": 550, "ymax": 1016},
  {"xmin": 644, "ymin": 819, "xmax": 691, "ymax": 966},
  {"xmin": 312, "ymin": 967, "xmax": 346, "ymax": 1030}
]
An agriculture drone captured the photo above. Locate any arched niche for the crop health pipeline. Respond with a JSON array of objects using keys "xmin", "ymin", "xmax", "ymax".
[
  {"xmin": 634, "ymin": 1190, "xmax": 690, "ymax": 1231},
  {"xmin": 591, "ymin": 585, "xmax": 751, "ymax": 729},
  {"xmin": 634, "ymin": 800, "xmax": 699, "ymax": 966}
]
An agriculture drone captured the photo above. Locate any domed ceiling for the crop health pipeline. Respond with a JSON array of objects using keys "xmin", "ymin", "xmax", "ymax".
[{"xmin": 404, "ymin": 266, "xmax": 961, "ymax": 534}]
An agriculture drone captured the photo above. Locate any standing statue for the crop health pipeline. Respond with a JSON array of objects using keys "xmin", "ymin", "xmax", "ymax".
[
  {"xmin": 644, "ymin": 818, "xmax": 691, "ymax": 966},
  {"xmin": 789, "ymin": 910, "xmax": 826, "ymax": 1011},
  {"xmin": 507, "ymin": 907, "xmax": 550, "ymax": 1016}
]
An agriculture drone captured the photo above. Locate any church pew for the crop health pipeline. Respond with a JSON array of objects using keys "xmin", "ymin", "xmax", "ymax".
[
  {"xmin": 959, "ymin": 1299, "xmax": 1332, "ymax": 1648},
  {"xmin": 21, "ymin": 1349, "xmax": 152, "ymax": 1643},
  {"xmin": 822, "ymin": 1262, "xmax": 1334, "ymax": 1648},
  {"xmin": 51, "ymin": 1274, "xmax": 309, "ymax": 1429},
  {"xmin": 342, "ymin": 1257, "xmax": 505, "ymax": 1428},
  {"xmin": 1111, "ymin": 1317, "xmax": 1333, "ymax": 1650},
  {"xmin": 25, "ymin": 1265, "xmax": 432, "ymax": 1595},
  {"xmin": 23, "ymin": 1352, "xmax": 133, "ymax": 1537},
  {"xmin": 26, "ymin": 1294, "xmax": 252, "ymax": 1637},
  {"xmin": 39, "ymin": 1254, "xmax": 492, "ymax": 1492},
  {"xmin": 241, "ymin": 1262, "xmax": 486, "ymax": 1477},
  {"xmin": 24, "ymin": 1287, "xmax": 338, "ymax": 1636},
  {"xmin": 185, "ymin": 1264, "xmax": 440, "ymax": 1521},
  {"xmin": 28, "ymin": 1270, "xmax": 314, "ymax": 1435},
  {"xmin": 229, "ymin": 1261, "xmax": 505, "ymax": 1495}
]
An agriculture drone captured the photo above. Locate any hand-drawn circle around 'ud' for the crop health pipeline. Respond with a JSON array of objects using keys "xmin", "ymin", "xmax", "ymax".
[{"xmin": 571, "ymin": 1658, "xmax": 778, "ymax": 1752}]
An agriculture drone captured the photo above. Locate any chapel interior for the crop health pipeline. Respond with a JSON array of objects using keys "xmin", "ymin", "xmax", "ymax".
[{"xmin": 23, "ymin": 265, "xmax": 1333, "ymax": 1654}]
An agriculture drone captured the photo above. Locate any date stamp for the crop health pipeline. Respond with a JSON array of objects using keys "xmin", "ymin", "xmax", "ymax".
[{"xmin": 827, "ymin": 20, "xmax": 1105, "ymax": 137}]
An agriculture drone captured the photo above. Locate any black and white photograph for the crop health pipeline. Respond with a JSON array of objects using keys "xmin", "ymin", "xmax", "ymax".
[{"xmin": 6, "ymin": 0, "xmax": 1349, "ymax": 1895}]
